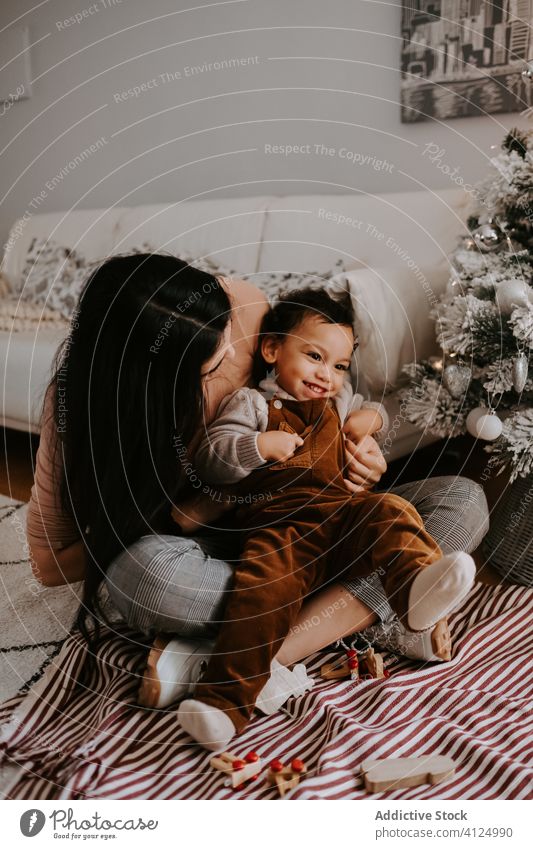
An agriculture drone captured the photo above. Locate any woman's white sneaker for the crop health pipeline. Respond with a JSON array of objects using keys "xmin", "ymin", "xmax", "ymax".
[
  {"xmin": 359, "ymin": 617, "xmax": 452, "ymax": 663},
  {"xmin": 138, "ymin": 635, "xmax": 213, "ymax": 709}
]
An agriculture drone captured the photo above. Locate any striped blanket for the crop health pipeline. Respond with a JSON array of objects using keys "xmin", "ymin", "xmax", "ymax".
[{"xmin": 0, "ymin": 581, "xmax": 532, "ymax": 800}]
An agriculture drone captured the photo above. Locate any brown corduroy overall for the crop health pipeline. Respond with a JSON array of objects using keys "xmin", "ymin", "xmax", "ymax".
[{"xmin": 197, "ymin": 395, "xmax": 442, "ymax": 731}]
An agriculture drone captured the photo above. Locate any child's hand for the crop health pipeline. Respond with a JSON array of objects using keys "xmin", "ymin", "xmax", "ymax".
[
  {"xmin": 257, "ymin": 430, "xmax": 304, "ymax": 462},
  {"xmin": 343, "ymin": 409, "xmax": 383, "ymax": 442}
]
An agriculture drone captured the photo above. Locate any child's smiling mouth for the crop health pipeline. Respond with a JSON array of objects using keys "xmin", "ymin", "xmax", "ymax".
[{"xmin": 303, "ymin": 381, "xmax": 329, "ymax": 396}]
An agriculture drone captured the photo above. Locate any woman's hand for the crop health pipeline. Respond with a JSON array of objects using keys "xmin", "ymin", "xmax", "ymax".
[
  {"xmin": 171, "ymin": 491, "xmax": 234, "ymax": 534},
  {"xmin": 343, "ymin": 434, "xmax": 387, "ymax": 493}
]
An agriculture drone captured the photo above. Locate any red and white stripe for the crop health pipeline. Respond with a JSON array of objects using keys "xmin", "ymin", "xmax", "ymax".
[{"xmin": 0, "ymin": 582, "xmax": 531, "ymax": 800}]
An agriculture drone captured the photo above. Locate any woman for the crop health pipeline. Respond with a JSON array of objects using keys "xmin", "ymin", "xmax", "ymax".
[{"xmin": 28, "ymin": 254, "xmax": 489, "ymax": 712}]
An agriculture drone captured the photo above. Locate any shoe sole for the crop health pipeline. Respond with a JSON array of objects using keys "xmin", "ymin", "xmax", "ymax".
[
  {"xmin": 431, "ymin": 619, "xmax": 452, "ymax": 661},
  {"xmin": 137, "ymin": 635, "xmax": 171, "ymax": 708}
]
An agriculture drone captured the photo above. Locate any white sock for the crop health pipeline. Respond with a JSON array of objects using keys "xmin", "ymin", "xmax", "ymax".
[
  {"xmin": 407, "ymin": 552, "xmax": 475, "ymax": 631},
  {"xmin": 177, "ymin": 699, "xmax": 236, "ymax": 752}
]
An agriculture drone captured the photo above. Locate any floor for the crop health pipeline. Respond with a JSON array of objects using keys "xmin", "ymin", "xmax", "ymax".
[
  {"xmin": 1, "ymin": 425, "xmax": 507, "ymax": 585},
  {"xmin": 0, "ymin": 427, "xmax": 38, "ymax": 503}
]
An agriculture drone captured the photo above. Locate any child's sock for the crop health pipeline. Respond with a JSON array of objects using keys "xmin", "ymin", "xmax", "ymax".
[
  {"xmin": 177, "ymin": 699, "xmax": 235, "ymax": 752},
  {"xmin": 407, "ymin": 551, "xmax": 475, "ymax": 631},
  {"xmin": 255, "ymin": 659, "xmax": 314, "ymax": 715}
]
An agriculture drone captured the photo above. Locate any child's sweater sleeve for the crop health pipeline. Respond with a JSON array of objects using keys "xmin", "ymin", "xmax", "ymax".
[{"xmin": 194, "ymin": 388, "xmax": 270, "ymax": 485}]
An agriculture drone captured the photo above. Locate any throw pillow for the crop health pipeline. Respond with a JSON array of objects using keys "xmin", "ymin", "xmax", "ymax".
[{"xmin": 329, "ymin": 263, "xmax": 450, "ymax": 393}]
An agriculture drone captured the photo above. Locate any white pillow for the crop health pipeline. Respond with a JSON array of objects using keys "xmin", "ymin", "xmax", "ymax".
[{"xmin": 329, "ymin": 263, "xmax": 451, "ymax": 394}]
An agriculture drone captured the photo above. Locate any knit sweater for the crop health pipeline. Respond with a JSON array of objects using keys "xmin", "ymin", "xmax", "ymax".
[{"xmin": 194, "ymin": 375, "xmax": 388, "ymax": 486}]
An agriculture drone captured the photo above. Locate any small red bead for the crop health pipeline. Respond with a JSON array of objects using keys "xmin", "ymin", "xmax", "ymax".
[
  {"xmin": 269, "ymin": 759, "xmax": 284, "ymax": 773},
  {"xmin": 249, "ymin": 773, "xmax": 260, "ymax": 781},
  {"xmin": 383, "ymin": 669, "xmax": 390, "ymax": 678},
  {"xmin": 244, "ymin": 751, "xmax": 259, "ymax": 763},
  {"xmin": 291, "ymin": 758, "xmax": 305, "ymax": 773},
  {"xmin": 232, "ymin": 759, "xmax": 245, "ymax": 770},
  {"xmin": 347, "ymin": 658, "xmax": 358, "ymax": 669},
  {"xmin": 346, "ymin": 649, "xmax": 357, "ymax": 658}
]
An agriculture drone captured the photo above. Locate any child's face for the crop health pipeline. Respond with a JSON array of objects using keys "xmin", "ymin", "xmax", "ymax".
[{"xmin": 261, "ymin": 314, "xmax": 354, "ymax": 401}]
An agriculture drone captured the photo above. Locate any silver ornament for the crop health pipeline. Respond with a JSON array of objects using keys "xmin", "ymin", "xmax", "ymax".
[
  {"xmin": 512, "ymin": 353, "xmax": 529, "ymax": 393},
  {"xmin": 495, "ymin": 279, "xmax": 531, "ymax": 315},
  {"xmin": 442, "ymin": 364, "xmax": 471, "ymax": 398},
  {"xmin": 472, "ymin": 223, "xmax": 504, "ymax": 252}
]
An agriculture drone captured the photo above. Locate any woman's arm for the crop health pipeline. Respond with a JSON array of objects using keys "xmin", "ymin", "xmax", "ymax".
[
  {"xmin": 29, "ymin": 539, "xmax": 87, "ymax": 587},
  {"xmin": 170, "ymin": 492, "xmax": 235, "ymax": 534},
  {"xmin": 26, "ymin": 383, "xmax": 86, "ymax": 586}
]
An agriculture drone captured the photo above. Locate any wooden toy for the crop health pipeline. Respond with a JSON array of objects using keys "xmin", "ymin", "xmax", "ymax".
[
  {"xmin": 361, "ymin": 755, "xmax": 456, "ymax": 793},
  {"xmin": 359, "ymin": 647, "xmax": 387, "ymax": 680},
  {"xmin": 321, "ymin": 647, "xmax": 389, "ymax": 681},
  {"xmin": 320, "ymin": 659, "xmax": 352, "ymax": 680},
  {"xmin": 321, "ymin": 648, "xmax": 359, "ymax": 681},
  {"xmin": 431, "ymin": 619, "xmax": 452, "ymax": 661},
  {"xmin": 210, "ymin": 750, "xmax": 262, "ymax": 788},
  {"xmin": 267, "ymin": 757, "xmax": 307, "ymax": 797}
]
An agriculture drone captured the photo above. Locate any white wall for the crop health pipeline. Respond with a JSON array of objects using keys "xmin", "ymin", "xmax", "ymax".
[{"xmin": 0, "ymin": 0, "xmax": 526, "ymax": 251}]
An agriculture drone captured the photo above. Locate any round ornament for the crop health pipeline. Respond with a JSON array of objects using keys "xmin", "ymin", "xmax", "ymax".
[
  {"xmin": 442, "ymin": 363, "xmax": 471, "ymax": 398},
  {"xmin": 473, "ymin": 412, "xmax": 503, "ymax": 441},
  {"xmin": 472, "ymin": 223, "xmax": 504, "ymax": 252},
  {"xmin": 512, "ymin": 353, "xmax": 529, "ymax": 393},
  {"xmin": 466, "ymin": 407, "xmax": 487, "ymax": 437},
  {"xmin": 495, "ymin": 279, "xmax": 531, "ymax": 315}
]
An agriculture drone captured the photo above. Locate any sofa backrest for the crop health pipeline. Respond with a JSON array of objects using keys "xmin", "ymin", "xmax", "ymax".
[
  {"xmin": 3, "ymin": 188, "xmax": 471, "ymax": 295},
  {"xmin": 256, "ymin": 187, "xmax": 471, "ymax": 273},
  {"xmin": 2, "ymin": 196, "xmax": 272, "ymax": 295}
]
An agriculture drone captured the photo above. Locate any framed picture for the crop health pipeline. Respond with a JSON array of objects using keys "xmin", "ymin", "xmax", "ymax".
[
  {"xmin": 401, "ymin": 1, "xmax": 533, "ymax": 122},
  {"xmin": 0, "ymin": 26, "xmax": 32, "ymax": 105}
]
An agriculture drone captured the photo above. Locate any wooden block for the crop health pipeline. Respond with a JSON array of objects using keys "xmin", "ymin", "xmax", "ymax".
[
  {"xmin": 361, "ymin": 755, "xmax": 456, "ymax": 793},
  {"xmin": 359, "ymin": 647, "xmax": 385, "ymax": 679},
  {"xmin": 210, "ymin": 751, "xmax": 262, "ymax": 788}
]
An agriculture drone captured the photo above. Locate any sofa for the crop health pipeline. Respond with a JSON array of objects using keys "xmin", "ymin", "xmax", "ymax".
[{"xmin": 0, "ymin": 186, "xmax": 472, "ymax": 461}]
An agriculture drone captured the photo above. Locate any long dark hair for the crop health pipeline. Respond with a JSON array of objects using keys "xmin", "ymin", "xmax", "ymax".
[
  {"xmin": 49, "ymin": 253, "xmax": 231, "ymax": 645},
  {"xmin": 252, "ymin": 286, "xmax": 355, "ymax": 384}
]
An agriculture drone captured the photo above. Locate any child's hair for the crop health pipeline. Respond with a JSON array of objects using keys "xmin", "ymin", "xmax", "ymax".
[{"xmin": 253, "ymin": 286, "xmax": 355, "ymax": 384}]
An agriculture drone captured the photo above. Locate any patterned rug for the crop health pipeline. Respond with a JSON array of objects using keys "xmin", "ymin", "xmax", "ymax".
[
  {"xmin": 0, "ymin": 496, "xmax": 81, "ymax": 702},
  {"xmin": 0, "ymin": 557, "xmax": 532, "ymax": 799}
]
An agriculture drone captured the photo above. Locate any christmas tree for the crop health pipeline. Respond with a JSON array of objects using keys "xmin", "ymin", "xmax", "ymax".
[{"xmin": 401, "ymin": 129, "xmax": 533, "ymax": 481}]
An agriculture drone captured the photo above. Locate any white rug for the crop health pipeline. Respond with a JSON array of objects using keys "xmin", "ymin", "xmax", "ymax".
[{"xmin": 0, "ymin": 495, "xmax": 82, "ymax": 701}]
